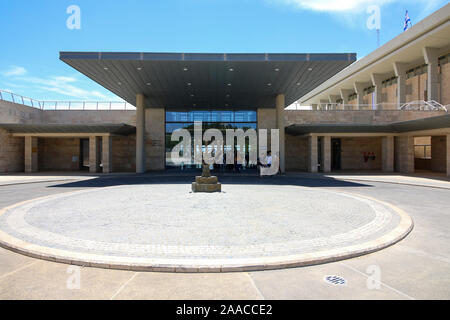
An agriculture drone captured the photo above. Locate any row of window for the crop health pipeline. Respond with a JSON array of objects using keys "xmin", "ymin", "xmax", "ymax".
[{"xmin": 166, "ymin": 110, "xmax": 257, "ymax": 123}]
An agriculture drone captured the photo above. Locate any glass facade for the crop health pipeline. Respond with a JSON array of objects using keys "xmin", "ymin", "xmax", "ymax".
[{"xmin": 165, "ymin": 109, "xmax": 257, "ymax": 171}]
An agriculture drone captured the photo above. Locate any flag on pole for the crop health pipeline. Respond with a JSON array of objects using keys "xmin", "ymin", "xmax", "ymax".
[{"xmin": 404, "ymin": 10, "xmax": 412, "ymax": 31}]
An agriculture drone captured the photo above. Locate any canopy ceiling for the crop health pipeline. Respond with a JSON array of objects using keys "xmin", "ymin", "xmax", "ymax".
[{"xmin": 60, "ymin": 52, "xmax": 356, "ymax": 109}]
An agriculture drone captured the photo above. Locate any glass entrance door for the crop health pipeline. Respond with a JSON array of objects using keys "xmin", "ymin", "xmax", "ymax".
[{"xmin": 165, "ymin": 109, "xmax": 257, "ymax": 173}]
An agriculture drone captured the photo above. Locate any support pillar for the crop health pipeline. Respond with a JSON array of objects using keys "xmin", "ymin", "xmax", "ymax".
[
  {"xmin": 423, "ymin": 47, "xmax": 440, "ymax": 102},
  {"xmin": 308, "ymin": 135, "xmax": 318, "ymax": 173},
  {"xmin": 382, "ymin": 136, "xmax": 394, "ymax": 172},
  {"xmin": 447, "ymin": 134, "xmax": 450, "ymax": 177},
  {"xmin": 322, "ymin": 136, "xmax": 331, "ymax": 172},
  {"xmin": 89, "ymin": 136, "xmax": 101, "ymax": 173},
  {"xmin": 371, "ymin": 73, "xmax": 385, "ymax": 109},
  {"xmin": 393, "ymin": 62, "xmax": 408, "ymax": 108},
  {"xmin": 329, "ymin": 95, "xmax": 341, "ymax": 110},
  {"xmin": 276, "ymin": 94, "xmax": 285, "ymax": 174},
  {"xmin": 136, "ymin": 93, "xmax": 146, "ymax": 173},
  {"xmin": 311, "ymin": 104, "xmax": 318, "ymax": 111},
  {"xmin": 396, "ymin": 136, "xmax": 414, "ymax": 174},
  {"xmin": 24, "ymin": 136, "xmax": 38, "ymax": 173},
  {"xmin": 354, "ymin": 82, "xmax": 368, "ymax": 110},
  {"xmin": 340, "ymin": 89, "xmax": 353, "ymax": 110},
  {"xmin": 102, "ymin": 135, "xmax": 112, "ymax": 173}
]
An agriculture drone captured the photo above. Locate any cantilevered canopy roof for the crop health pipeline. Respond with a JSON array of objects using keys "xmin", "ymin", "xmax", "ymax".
[
  {"xmin": 60, "ymin": 52, "xmax": 356, "ymax": 108},
  {"xmin": 0, "ymin": 123, "xmax": 136, "ymax": 135},
  {"xmin": 286, "ymin": 114, "xmax": 450, "ymax": 135}
]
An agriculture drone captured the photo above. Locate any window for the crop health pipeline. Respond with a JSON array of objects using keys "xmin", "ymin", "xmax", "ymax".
[{"xmin": 165, "ymin": 109, "xmax": 257, "ymax": 169}]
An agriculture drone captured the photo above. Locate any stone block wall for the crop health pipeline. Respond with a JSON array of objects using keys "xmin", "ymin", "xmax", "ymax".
[
  {"xmin": 285, "ymin": 134, "xmax": 308, "ymax": 171},
  {"xmin": 0, "ymin": 100, "xmax": 43, "ymax": 124},
  {"xmin": 406, "ymin": 73, "xmax": 428, "ymax": 102},
  {"xmin": 0, "ymin": 128, "xmax": 24, "ymax": 173},
  {"xmin": 381, "ymin": 84, "xmax": 397, "ymax": 107},
  {"xmin": 113, "ymin": 135, "xmax": 136, "ymax": 172},
  {"xmin": 38, "ymin": 138, "xmax": 80, "ymax": 171},
  {"xmin": 340, "ymin": 137, "xmax": 382, "ymax": 171},
  {"xmin": 395, "ymin": 136, "xmax": 414, "ymax": 173},
  {"xmin": 145, "ymin": 108, "xmax": 165, "ymax": 171},
  {"xmin": 431, "ymin": 135, "xmax": 447, "ymax": 173},
  {"xmin": 441, "ymin": 62, "xmax": 450, "ymax": 105},
  {"xmin": 42, "ymin": 110, "xmax": 136, "ymax": 125}
]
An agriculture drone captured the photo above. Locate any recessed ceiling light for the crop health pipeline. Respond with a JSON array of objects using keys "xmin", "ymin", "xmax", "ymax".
[
  {"xmin": 146, "ymin": 82, "xmax": 151, "ymax": 86},
  {"xmin": 193, "ymin": 104, "xmax": 196, "ymax": 106},
  {"xmin": 275, "ymin": 68, "xmax": 280, "ymax": 72},
  {"xmin": 267, "ymin": 83, "xmax": 272, "ymax": 86},
  {"xmin": 225, "ymin": 104, "xmax": 229, "ymax": 106},
  {"xmin": 308, "ymin": 68, "xmax": 313, "ymax": 71},
  {"xmin": 187, "ymin": 82, "xmax": 192, "ymax": 86},
  {"xmin": 226, "ymin": 94, "xmax": 230, "ymax": 98},
  {"xmin": 118, "ymin": 82, "xmax": 122, "ymax": 85},
  {"xmin": 137, "ymin": 67, "xmax": 142, "ymax": 71},
  {"xmin": 296, "ymin": 82, "xmax": 301, "ymax": 86},
  {"xmin": 227, "ymin": 83, "xmax": 231, "ymax": 86},
  {"xmin": 229, "ymin": 68, "xmax": 234, "ymax": 72},
  {"xmin": 190, "ymin": 94, "xmax": 194, "ymax": 97},
  {"xmin": 103, "ymin": 67, "xmax": 108, "ymax": 70},
  {"xmin": 183, "ymin": 67, "xmax": 188, "ymax": 71}
]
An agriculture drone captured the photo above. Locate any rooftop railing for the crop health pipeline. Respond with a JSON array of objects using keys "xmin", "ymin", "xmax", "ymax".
[
  {"xmin": 287, "ymin": 101, "xmax": 447, "ymax": 112},
  {"xmin": 0, "ymin": 89, "xmax": 136, "ymax": 110}
]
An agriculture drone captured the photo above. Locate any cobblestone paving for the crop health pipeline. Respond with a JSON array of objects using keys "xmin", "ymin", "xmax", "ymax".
[{"xmin": 0, "ymin": 184, "xmax": 400, "ymax": 259}]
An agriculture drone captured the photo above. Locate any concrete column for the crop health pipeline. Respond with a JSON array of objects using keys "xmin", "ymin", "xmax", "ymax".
[
  {"xmin": 423, "ymin": 47, "xmax": 440, "ymax": 102},
  {"xmin": 354, "ymin": 82, "xmax": 368, "ymax": 110},
  {"xmin": 329, "ymin": 95, "xmax": 341, "ymax": 110},
  {"xmin": 319, "ymin": 99, "xmax": 329, "ymax": 111},
  {"xmin": 136, "ymin": 93, "xmax": 146, "ymax": 173},
  {"xmin": 308, "ymin": 135, "xmax": 318, "ymax": 173},
  {"xmin": 102, "ymin": 135, "xmax": 112, "ymax": 173},
  {"xmin": 447, "ymin": 134, "xmax": 450, "ymax": 177},
  {"xmin": 89, "ymin": 136, "xmax": 101, "ymax": 173},
  {"xmin": 24, "ymin": 136, "xmax": 38, "ymax": 173},
  {"xmin": 340, "ymin": 89, "xmax": 353, "ymax": 110},
  {"xmin": 322, "ymin": 136, "xmax": 331, "ymax": 172},
  {"xmin": 311, "ymin": 104, "xmax": 318, "ymax": 111},
  {"xmin": 382, "ymin": 136, "xmax": 394, "ymax": 172},
  {"xmin": 371, "ymin": 73, "xmax": 385, "ymax": 109},
  {"xmin": 393, "ymin": 62, "xmax": 408, "ymax": 108},
  {"xmin": 276, "ymin": 94, "xmax": 285, "ymax": 173},
  {"xmin": 396, "ymin": 136, "xmax": 414, "ymax": 174}
]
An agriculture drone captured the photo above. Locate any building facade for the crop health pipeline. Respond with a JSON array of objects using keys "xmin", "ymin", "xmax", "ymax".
[{"xmin": 0, "ymin": 5, "xmax": 449, "ymax": 177}]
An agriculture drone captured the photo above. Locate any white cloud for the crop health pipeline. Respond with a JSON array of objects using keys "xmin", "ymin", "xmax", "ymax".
[
  {"xmin": 2, "ymin": 66, "xmax": 27, "ymax": 77},
  {"xmin": 8, "ymin": 74, "xmax": 117, "ymax": 101}
]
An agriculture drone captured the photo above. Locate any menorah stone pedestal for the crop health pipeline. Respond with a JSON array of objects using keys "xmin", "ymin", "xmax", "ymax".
[{"xmin": 192, "ymin": 165, "xmax": 222, "ymax": 193}]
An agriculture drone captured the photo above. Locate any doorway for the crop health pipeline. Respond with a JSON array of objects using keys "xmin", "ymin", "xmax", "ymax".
[
  {"xmin": 331, "ymin": 138, "xmax": 341, "ymax": 171},
  {"xmin": 79, "ymin": 138, "xmax": 89, "ymax": 171}
]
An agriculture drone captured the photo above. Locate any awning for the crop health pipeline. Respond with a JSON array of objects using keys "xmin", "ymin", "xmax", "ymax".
[{"xmin": 60, "ymin": 52, "xmax": 356, "ymax": 108}]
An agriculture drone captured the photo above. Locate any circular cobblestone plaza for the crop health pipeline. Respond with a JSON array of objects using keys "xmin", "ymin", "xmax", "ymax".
[{"xmin": 0, "ymin": 183, "xmax": 413, "ymax": 272}]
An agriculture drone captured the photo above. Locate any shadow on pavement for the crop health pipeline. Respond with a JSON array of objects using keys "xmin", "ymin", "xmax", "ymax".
[{"xmin": 48, "ymin": 173, "xmax": 372, "ymax": 189}]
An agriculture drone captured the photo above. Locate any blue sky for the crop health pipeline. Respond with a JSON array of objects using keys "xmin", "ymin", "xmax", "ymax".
[{"xmin": 0, "ymin": 0, "xmax": 447, "ymax": 102}]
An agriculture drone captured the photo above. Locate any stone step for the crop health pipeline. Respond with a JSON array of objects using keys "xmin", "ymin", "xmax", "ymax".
[
  {"xmin": 192, "ymin": 182, "xmax": 222, "ymax": 193},
  {"xmin": 195, "ymin": 176, "xmax": 218, "ymax": 184}
]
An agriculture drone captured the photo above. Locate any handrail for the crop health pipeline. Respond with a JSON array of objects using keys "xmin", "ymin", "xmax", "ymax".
[
  {"xmin": 287, "ymin": 101, "xmax": 448, "ymax": 112},
  {"xmin": 0, "ymin": 89, "xmax": 136, "ymax": 110}
]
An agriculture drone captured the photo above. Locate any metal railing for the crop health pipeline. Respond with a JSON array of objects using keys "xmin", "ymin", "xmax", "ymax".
[
  {"xmin": 287, "ymin": 101, "xmax": 447, "ymax": 112},
  {"xmin": 0, "ymin": 89, "xmax": 136, "ymax": 110},
  {"xmin": 0, "ymin": 89, "xmax": 42, "ymax": 109}
]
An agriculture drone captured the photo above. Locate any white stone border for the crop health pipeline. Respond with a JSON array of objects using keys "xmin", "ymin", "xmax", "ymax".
[{"xmin": 0, "ymin": 189, "xmax": 413, "ymax": 273}]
